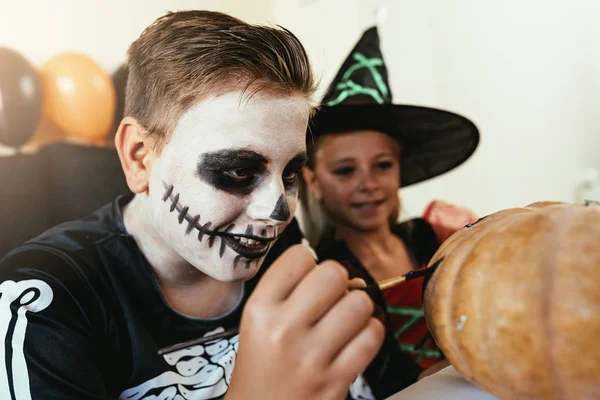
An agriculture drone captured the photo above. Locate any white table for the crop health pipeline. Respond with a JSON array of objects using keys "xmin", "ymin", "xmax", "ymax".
[{"xmin": 386, "ymin": 366, "xmax": 498, "ymax": 400}]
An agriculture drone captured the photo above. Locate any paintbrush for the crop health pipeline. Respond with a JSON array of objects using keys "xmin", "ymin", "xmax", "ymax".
[
  {"xmin": 360, "ymin": 268, "xmax": 432, "ymax": 295},
  {"xmin": 157, "ymin": 267, "xmax": 433, "ymax": 356}
]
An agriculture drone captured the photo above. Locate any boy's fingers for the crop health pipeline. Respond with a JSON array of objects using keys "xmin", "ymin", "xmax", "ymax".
[{"xmin": 250, "ymin": 245, "xmax": 317, "ymax": 303}]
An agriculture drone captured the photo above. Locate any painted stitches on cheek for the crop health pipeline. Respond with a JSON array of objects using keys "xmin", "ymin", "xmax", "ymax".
[
  {"xmin": 196, "ymin": 149, "xmax": 268, "ymax": 197},
  {"xmin": 163, "ymin": 183, "xmax": 224, "ymax": 247},
  {"xmin": 162, "ymin": 183, "xmax": 281, "ymax": 268},
  {"xmin": 218, "ymin": 224, "xmax": 235, "ymax": 257},
  {"xmin": 197, "ymin": 222, "xmax": 212, "ymax": 242}
]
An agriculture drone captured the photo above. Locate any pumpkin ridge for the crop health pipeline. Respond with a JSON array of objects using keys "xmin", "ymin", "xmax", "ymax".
[
  {"xmin": 444, "ymin": 221, "xmax": 513, "ymax": 381},
  {"xmin": 425, "ymin": 202, "xmax": 600, "ymax": 399},
  {"xmin": 542, "ymin": 207, "xmax": 575, "ymax": 400},
  {"xmin": 475, "ymin": 226, "xmax": 500, "ymax": 394},
  {"xmin": 478, "ymin": 212, "xmax": 551, "ymax": 398},
  {"xmin": 442, "ymin": 251, "xmax": 471, "ymax": 378},
  {"xmin": 431, "ymin": 210, "xmax": 537, "ymax": 389},
  {"xmin": 459, "ymin": 213, "xmax": 532, "ymax": 395}
]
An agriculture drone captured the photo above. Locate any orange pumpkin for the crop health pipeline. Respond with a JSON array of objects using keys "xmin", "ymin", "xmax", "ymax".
[{"xmin": 423, "ymin": 201, "xmax": 600, "ymax": 400}]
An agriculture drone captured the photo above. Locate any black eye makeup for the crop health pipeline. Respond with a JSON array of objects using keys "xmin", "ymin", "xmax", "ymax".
[
  {"xmin": 222, "ymin": 168, "xmax": 253, "ymax": 181},
  {"xmin": 197, "ymin": 149, "xmax": 267, "ymax": 196},
  {"xmin": 282, "ymin": 152, "xmax": 307, "ymax": 194},
  {"xmin": 197, "ymin": 149, "xmax": 307, "ymax": 197}
]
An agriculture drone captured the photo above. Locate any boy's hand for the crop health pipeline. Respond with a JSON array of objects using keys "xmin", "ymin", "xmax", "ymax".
[{"xmin": 227, "ymin": 245, "xmax": 384, "ymax": 400}]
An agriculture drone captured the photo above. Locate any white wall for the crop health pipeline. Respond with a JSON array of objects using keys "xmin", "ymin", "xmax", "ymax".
[
  {"xmin": 271, "ymin": 0, "xmax": 600, "ymax": 218},
  {"xmin": 2, "ymin": 0, "xmax": 599, "ymax": 217},
  {"xmin": 0, "ymin": 0, "xmax": 274, "ymax": 72},
  {"xmin": 357, "ymin": 0, "xmax": 600, "ymax": 217},
  {"xmin": 0, "ymin": 0, "xmax": 274, "ymax": 153},
  {"xmin": 271, "ymin": 0, "xmax": 362, "ymax": 100}
]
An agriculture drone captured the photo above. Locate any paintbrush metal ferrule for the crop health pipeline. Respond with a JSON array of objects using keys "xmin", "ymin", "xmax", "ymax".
[
  {"xmin": 377, "ymin": 275, "xmax": 408, "ymax": 290},
  {"xmin": 360, "ymin": 268, "xmax": 433, "ymax": 295}
]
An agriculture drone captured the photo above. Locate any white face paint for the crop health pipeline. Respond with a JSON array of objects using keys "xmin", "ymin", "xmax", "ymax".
[{"xmin": 147, "ymin": 91, "xmax": 309, "ymax": 281}]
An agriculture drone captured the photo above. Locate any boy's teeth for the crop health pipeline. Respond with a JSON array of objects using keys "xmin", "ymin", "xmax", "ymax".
[{"xmin": 234, "ymin": 235, "xmax": 266, "ymax": 247}]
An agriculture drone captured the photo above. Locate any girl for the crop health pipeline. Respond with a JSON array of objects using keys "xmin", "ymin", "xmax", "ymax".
[{"xmin": 301, "ymin": 26, "xmax": 479, "ymax": 397}]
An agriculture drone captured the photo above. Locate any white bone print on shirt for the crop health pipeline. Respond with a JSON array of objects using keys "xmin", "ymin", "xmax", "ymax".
[
  {"xmin": 120, "ymin": 328, "xmax": 237, "ymax": 400},
  {"xmin": 350, "ymin": 374, "xmax": 375, "ymax": 400},
  {"xmin": 121, "ymin": 327, "xmax": 374, "ymax": 400},
  {"xmin": 0, "ymin": 279, "xmax": 54, "ymax": 400}
]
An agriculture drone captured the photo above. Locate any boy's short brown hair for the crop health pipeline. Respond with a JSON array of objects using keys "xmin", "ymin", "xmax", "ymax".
[{"xmin": 125, "ymin": 10, "xmax": 317, "ymax": 150}]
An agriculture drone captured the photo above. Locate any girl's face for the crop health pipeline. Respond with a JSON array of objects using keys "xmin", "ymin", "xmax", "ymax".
[{"xmin": 304, "ymin": 130, "xmax": 401, "ymax": 232}]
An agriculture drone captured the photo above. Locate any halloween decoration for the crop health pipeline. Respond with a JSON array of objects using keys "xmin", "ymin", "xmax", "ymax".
[
  {"xmin": 40, "ymin": 52, "xmax": 116, "ymax": 142},
  {"xmin": 0, "ymin": 48, "xmax": 43, "ymax": 147},
  {"xmin": 309, "ymin": 27, "xmax": 479, "ymax": 187},
  {"xmin": 109, "ymin": 64, "xmax": 128, "ymax": 143},
  {"xmin": 423, "ymin": 201, "xmax": 600, "ymax": 399}
]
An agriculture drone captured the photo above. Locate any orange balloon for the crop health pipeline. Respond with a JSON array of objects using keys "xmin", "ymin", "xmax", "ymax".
[{"xmin": 40, "ymin": 53, "xmax": 116, "ymax": 142}]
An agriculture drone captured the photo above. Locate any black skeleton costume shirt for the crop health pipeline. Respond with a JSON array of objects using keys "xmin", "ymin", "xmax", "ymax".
[{"xmin": 0, "ymin": 195, "xmax": 377, "ymax": 400}]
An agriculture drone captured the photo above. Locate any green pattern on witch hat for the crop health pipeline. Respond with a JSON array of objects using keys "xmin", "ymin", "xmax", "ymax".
[{"xmin": 309, "ymin": 27, "xmax": 480, "ymax": 187}]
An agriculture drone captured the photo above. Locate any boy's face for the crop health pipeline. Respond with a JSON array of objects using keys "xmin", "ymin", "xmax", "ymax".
[{"xmin": 147, "ymin": 90, "xmax": 309, "ymax": 281}]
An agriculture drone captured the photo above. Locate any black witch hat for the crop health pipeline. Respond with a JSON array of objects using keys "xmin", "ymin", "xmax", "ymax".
[{"xmin": 309, "ymin": 27, "xmax": 479, "ymax": 187}]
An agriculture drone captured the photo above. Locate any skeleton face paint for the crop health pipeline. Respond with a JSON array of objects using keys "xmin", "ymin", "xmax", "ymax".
[{"xmin": 146, "ymin": 91, "xmax": 309, "ymax": 281}]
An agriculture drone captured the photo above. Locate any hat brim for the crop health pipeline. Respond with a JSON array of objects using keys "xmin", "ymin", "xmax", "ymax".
[{"xmin": 308, "ymin": 104, "xmax": 480, "ymax": 187}]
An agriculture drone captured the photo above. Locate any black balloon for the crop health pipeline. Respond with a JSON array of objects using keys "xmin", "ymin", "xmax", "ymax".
[
  {"xmin": 109, "ymin": 64, "xmax": 128, "ymax": 142},
  {"xmin": 0, "ymin": 48, "xmax": 43, "ymax": 147}
]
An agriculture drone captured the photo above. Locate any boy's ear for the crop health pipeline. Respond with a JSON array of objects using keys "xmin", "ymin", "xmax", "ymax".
[
  {"xmin": 114, "ymin": 117, "xmax": 155, "ymax": 194},
  {"xmin": 302, "ymin": 167, "xmax": 323, "ymax": 201}
]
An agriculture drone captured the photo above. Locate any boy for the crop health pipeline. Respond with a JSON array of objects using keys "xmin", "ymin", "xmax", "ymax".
[{"xmin": 0, "ymin": 10, "xmax": 383, "ymax": 400}]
